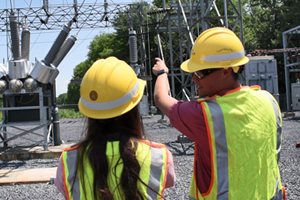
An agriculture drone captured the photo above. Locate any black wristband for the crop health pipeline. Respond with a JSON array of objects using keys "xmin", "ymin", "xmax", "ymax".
[{"xmin": 157, "ymin": 69, "xmax": 168, "ymax": 76}]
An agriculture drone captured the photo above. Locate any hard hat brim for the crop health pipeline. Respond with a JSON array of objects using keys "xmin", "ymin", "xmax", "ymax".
[
  {"xmin": 78, "ymin": 78, "xmax": 146, "ymax": 119},
  {"xmin": 181, "ymin": 56, "xmax": 249, "ymax": 73}
]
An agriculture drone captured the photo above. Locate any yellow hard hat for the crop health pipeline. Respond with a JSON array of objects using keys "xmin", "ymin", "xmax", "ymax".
[
  {"xmin": 78, "ymin": 56, "xmax": 146, "ymax": 119},
  {"xmin": 181, "ymin": 27, "xmax": 249, "ymax": 73}
]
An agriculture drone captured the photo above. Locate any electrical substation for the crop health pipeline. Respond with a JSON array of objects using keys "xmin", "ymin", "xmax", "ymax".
[{"xmin": 0, "ymin": 0, "xmax": 299, "ymax": 150}]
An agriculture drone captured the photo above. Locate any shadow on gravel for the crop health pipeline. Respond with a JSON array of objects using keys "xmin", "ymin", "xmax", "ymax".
[
  {"xmin": 0, "ymin": 168, "xmax": 13, "ymax": 179},
  {"xmin": 0, "ymin": 160, "xmax": 27, "ymax": 170},
  {"xmin": 0, "ymin": 147, "xmax": 30, "ymax": 154},
  {"xmin": 165, "ymin": 141, "xmax": 194, "ymax": 156},
  {"xmin": 289, "ymin": 116, "xmax": 300, "ymax": 121},
  {"xmin": 143, "ymin": 122, "xmax": 172, "ymax": 130}
]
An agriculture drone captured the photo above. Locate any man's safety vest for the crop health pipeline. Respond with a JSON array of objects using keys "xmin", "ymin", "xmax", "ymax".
[
  {"xmin": 61, "ymin": 139, "xmax": 169, "ymax": 200},
  {"xmin": 189, "ymin": 86, "xmax": 284, "ymax": 200}
]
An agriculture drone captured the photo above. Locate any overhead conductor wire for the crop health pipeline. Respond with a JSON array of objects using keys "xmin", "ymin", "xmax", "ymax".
[{"xmin": 68, "ymin": 0, "xmax": 100, "ymax": 55}]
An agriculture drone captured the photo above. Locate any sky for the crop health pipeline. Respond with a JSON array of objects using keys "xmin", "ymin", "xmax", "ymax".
[{"xmin": 0, "ymin": 0, "xmax": 142, "ymax": 97}]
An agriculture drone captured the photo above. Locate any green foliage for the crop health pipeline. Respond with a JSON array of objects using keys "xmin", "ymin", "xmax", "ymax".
[
  {"xmin": 152, "ymin": 0, "xmax": 173, "ymax": 7},
  {"xmin": 244, "ymin": 0, "xmax": 283, "ymax": 50},
  {"xmin": 281, "ymin": 1, "xmax": 300, "ymax": 31},
  {"xmin": 65, "ymin": 31, "xmax": 131, "ymax": 104},
  {"xmin": 113, "ymin": 28, "xmax": 131, "ymax": 63},
  {"xmin": 87, "ymin": 33, "xmax": 117, "ymax": 62},
  {"xmin": 73, "ymin": 60, "xmax": 91, "ymax": 79},
  {"xmin": 61, "ymin": 0, "xmax": 299, "ymax": 106},
  {"xmin": 66, "ymin": 83, "xmax": 80, "ymax": 104},
  {"xmin": 242, "ymin": 0, "xmax": 300, "ymax": 94},
  {"xmin": 56, "ymin": 93, "xmax": 67, "ymax": 105},
  {"xmin": 59, "ymin": 108, "xmax": 84, "ymax": 119}
]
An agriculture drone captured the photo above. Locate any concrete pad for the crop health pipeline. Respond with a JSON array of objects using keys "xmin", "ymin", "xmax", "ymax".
[
  {"xmin": 0, "ymin": 167, "xmax": 57, "ymax": 185},
  {"xmin": 0, "ymin": 143, "xmax": 74, "ymax": 160}
]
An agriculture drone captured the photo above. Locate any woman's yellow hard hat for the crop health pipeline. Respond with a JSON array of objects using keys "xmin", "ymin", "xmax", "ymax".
[{"xmin": 78, "ymin": 56, "xmax": 146, "ymax": 119}]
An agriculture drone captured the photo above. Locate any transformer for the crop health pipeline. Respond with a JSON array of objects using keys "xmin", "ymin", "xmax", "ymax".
[
  {"xmin": 0, "ymin": 12, "xmax": 77, "ymax": 150},
  {"xmin": 241, "ymin": 56, "xmax": 280, "ymax": 104},
  {"xmin": 291, "ymin": 82, "xmax": 300, "ymax": 111}
]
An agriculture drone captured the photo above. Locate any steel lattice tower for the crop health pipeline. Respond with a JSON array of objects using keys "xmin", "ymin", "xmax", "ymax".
[
  {"xmin": 0, "ymin": 0, "xmax": 244, "ymax": 149},
  {"xmin": 148, "ymin": 0, "xmax": 244, "ymax": 100},
  {"xmin": 0, "ymin": 0, "xmax": 244, "ymax": 101}
]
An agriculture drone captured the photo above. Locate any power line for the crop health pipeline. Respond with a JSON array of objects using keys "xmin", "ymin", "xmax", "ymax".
[{"xmin": 0, "ymin": 2, "xmax": 131, "ymax": 31}]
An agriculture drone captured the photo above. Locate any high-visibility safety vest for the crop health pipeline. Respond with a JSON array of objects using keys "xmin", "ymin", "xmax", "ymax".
[
  {"xmin": 189, "ymin": 86, "xmax": 284, "ymax": 200},
  {"xmin": 61, "ymin": 139, "xmax": 169, "ymax": 200}
]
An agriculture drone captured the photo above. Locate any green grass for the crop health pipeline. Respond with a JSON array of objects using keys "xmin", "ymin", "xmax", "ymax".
[{"xmin": 58, "ymin": 108, "xmax": 84, "ymax": 119}]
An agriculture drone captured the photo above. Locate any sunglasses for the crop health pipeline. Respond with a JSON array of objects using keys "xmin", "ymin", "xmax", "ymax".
[{"xmin": 193, "ymin": 68, "xmax": 221, "ymax": 79}]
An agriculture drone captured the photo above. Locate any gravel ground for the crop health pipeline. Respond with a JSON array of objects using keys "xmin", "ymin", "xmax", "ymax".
[{"xmin": 0, "ymin": 113, "xmax": 299, "ymax": 200}]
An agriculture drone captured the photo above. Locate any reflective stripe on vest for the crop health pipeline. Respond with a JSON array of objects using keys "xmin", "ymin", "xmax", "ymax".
[
  {"xmin": 258, "ymin": 91, "xmax": 282, "ymax": 156},
  {"xmin": 207, "ymin": 99, "xmax": 229, "ymax": 199},
  {"xmin": 61, "ymin": 145, "xmax": 79, "ymax": 200},
  {"xmin": 270, "ymin": 179, "xmax": 283, "ymax": 200},
  {"xmin": 147, "ymin": 146, "xmax": 165, "ymax": 199},
  {"xmin": 62, "ymin": 140, "xmax": 168, "ymax": 200},
  {"xmin": 190, "ymin": 86, "xmax": 283, "ymax": 200}
]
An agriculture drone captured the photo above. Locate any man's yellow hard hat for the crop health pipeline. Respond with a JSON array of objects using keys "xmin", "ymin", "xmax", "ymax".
[
  {"xmin": 181, "ymin": 27, "xmax": 249, "ymax": 73},
  {"xmin": 78, "ymin": 56, "xmax": 146, "ymax": 119}
]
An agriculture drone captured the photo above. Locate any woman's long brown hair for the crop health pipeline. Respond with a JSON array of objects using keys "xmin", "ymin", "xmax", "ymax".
[{"xmin": 71, "ymin": 106, "xmax": 158, "ymax": 200}]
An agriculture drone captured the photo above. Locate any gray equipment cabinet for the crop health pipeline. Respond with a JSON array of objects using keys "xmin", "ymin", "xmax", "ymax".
[
  {"xmin": 241, "ymin": 56, "xmax": 280, "ymax": 104},
  {"xmin": 0, "ymin": 87, "xmax": 52, "ymax": 150},
  {"xmin": 291, "ymin": 82, "xmax": 300, "ymax": 111}
]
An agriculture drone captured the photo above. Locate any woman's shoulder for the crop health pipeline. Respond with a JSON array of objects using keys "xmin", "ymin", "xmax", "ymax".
[
  {"xmin": 138, "ymin": 139, "xmax": 167, "ymax": 149},
  {"xmin": 63, "ymin": 143, "xmax": 80, "ymax": 151}
]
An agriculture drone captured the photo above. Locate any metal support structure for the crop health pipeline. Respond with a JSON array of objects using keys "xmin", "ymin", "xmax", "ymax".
[
  {"xmin": 0, "ymin": 1, "xmax": 245, "ymax": 149},
  {"xmin": 145, "ymin": 0, "xmax": 244, "ymax": 146},
  {"xmin": 1, "ymin": 0, "xmax": 244, "ymax": 110},
  {"xmin": 282, "ymin": 25, "xmax": 300, "ymax": 111},
  {"xmin": 50, "ymin": 81, "xmax": 61, "ymax": 146},
  {"xmin": 0, "ymin": 1, "xmax": 139, "ymax": 149},
  {"xmin": 0, "ymin": 2, "xmax": 130, "ymax": 31},
  {"xmin": 0, "ymin": 87, "xmax": 52, "ymax": 150},
  {"xmin": 148, "ymin": 0, "xmax": 244, "ymax": 100}
]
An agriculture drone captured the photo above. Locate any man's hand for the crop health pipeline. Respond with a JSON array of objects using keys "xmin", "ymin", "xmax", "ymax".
[
  {"xmin": 152, "ymin": 57, "xmax": 177, "ymax": 117},
  {"xmin": 152, "ymin": 57, "xmax": 169, "ymax": 76}
]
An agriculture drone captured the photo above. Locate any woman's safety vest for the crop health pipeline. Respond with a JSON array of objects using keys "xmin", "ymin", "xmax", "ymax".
[
  {"xmin": 61, "ymin": 139, "xmax": 169, "ymax": 200},
  {"xmin": 190, "ymin": 86, "xmax": 284, "ymax": 200}
]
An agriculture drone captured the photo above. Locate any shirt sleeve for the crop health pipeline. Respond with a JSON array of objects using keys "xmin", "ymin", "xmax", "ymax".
[
  {"xmin": 54, "ymin": 156, "xmax": 66, "ymax": 197},
  {"xmin": 169, "ymin": 100, "xmax": 207, "ymax": 143},
  {"xmin": 165, "ymin": 150, "xmax": 176, "ymax": 188}
]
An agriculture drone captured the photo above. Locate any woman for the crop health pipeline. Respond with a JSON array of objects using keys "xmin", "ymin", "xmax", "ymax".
[{"xmin": 55, "ymin": 56, "xmax": 176, "ymax": 200}]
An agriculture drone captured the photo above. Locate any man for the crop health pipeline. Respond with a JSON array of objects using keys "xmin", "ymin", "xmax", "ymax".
[{"xmin": 152, "ymin": 27, "xmax": 285, "ymax": 199}]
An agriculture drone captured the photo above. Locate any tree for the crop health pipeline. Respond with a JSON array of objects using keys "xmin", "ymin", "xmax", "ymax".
[
  {"xmin": 56, "ymin": 93, "xmax": 67, "ymax": 105},
  {"xmin": 244, "ymin": 0, "xmax": 283, "ymax": 51},
  {"xmin": 66, "ymin": 31, "xmax": 128, "ymax": 104},
  {"xmin": 65, "ymin": 0, "xmax": 300, "ymax": 106},
  {"xmin": 65, "ymin": 1, "xmax": 156, "ymax": 103},
  {"xmin": 243, "ymin": 0, "xmax": 300, "ymax": 96},
  {"xmin": 66, "ymin": 83, "xmax": 80, "ymax": 104},
  {"xmin": 67, "ymin": 60, "xmax": 90, "ymax": 104},
  {"xmin": 87, "ymin": 33, "xmax": 117, "ymax": 62}
]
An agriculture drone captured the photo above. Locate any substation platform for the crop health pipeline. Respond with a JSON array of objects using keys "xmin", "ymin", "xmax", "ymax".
[{"xmin": 0, "ymin": 143, "xmax": 71, "ymax": 185}]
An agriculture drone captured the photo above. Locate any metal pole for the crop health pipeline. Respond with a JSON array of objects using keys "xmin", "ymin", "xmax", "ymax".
[
  {"xmin": 51, "ymin": 82, "xmax": 61, "ymax": 145},
  {"xmin": 52, "ymin": 105, "xmax": 61, "ymax": 145},
  {"xmin": 282, "ymin": 32, "xmax": 291, "ymax": 111}
]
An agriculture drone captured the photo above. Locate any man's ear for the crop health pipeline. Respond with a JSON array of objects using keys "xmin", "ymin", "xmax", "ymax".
[{"xmin": 223, "ymin": 67, "xmax": 233, "ymax": 78}]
